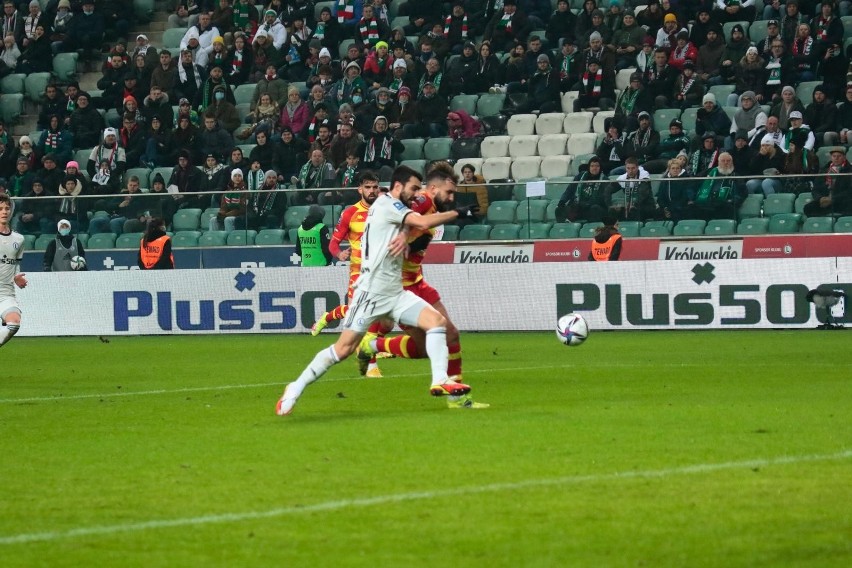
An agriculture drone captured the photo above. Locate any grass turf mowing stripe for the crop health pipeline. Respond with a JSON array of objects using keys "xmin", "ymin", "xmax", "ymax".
[{"xmin": 2, "ymin": 449, "xmax": 850, "ymax": 546}]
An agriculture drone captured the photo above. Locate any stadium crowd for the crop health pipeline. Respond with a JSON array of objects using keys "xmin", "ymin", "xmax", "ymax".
[{"xmin": 2, "ymin": 0, "xmax": 852, "ymax": 240}]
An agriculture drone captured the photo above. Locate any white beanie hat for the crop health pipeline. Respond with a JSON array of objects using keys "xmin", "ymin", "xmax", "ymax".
[
  {"xmin": 319, "ymin": 47, "xmax": 331, "ymax": 58},
  {"xmin": 703, "ymin": 93, "xmax": 716, "ymax": 105},
  {"xmin": 231, "ymin": 168, "xmax": 243, "ymax": 180},
  {"xmin": 761, "ymin": 134, "xmax": 775, "ymax": 145}
]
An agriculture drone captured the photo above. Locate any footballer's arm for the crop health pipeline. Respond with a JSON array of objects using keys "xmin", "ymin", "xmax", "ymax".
[{"xmin": 403, "ymin": 209, "xmax": 460, "ymax": 231}]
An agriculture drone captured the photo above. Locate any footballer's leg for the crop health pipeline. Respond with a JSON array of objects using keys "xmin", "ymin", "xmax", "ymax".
[
  {"xmin": 311, "ymin": 272, "xmax": 358, "ymax": 335},
  {"xmin": 0, "ymin": 310, "xmax": 21, "ymax": 348},
  {"xmin": 431, "ymin": 299, "xmax": 463, "ymax": 380}
]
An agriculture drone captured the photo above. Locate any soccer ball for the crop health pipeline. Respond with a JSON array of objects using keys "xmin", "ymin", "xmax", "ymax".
[
  {"xmin": 556, "ymin": 313, "xmax": 589, "ymax": 346},
  {"xmin": 69, "ymin": 256, "xmax": 86, "ymax": 271}
]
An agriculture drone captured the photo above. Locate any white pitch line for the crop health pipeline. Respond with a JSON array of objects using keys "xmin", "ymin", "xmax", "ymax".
[
  {"xmin": 1, "ymin": 449, "xmax": 850, "ymax": 546},
  {"xmin": 2, "ymin": 360, "xmax": 845, "ymax": 405}
]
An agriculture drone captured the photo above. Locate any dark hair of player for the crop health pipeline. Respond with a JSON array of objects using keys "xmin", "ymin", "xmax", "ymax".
[
  {"xmin": 358, "ymin": 170, "xmax": 379, "ymax": 185},
  {"xmin": 391, "ymin": 165, "xmax": 423, "ymax": 191},
  {"xmin": 425, "ymin": 161, "xmax": 458, "ymax": 185}
]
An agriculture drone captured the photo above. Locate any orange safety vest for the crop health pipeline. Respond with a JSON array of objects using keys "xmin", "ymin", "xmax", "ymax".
[
  {"xmin": 139, "ymin": 235, "xmax": 173, "ymax": 269},
  {"xmin": 591, "ymin": 234, "xmax": 622, "ymax": 262}
]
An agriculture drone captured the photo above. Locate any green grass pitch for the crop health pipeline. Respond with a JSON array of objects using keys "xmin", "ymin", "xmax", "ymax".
[{"xmin": 1, "ymin": 330, "xmax": 851, "ymax": 567}]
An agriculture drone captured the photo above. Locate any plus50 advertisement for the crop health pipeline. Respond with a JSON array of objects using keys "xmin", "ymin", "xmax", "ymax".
[{"xmin": 15, "ymin": 259, "xmax": 852, "ymax": 335}]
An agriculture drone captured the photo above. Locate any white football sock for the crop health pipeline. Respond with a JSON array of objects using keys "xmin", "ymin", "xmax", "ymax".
[
  {"xmin": 425, "ymin": 327, "xmax": 449, "ymax": 386},
  {"xmin": 0, "ymin": 323, "xmax": 19, "ymax": 347},
  {"xmin": 289, "ymin": 345, "xmax": 340, "ymax": 397}
]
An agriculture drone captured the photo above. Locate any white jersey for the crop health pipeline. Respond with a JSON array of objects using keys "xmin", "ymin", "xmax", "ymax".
[
  {"xmin": 0, "ymin": 229, "xmax": 24, "ymax": 298},
  {"xmin": 355, "ymin": 193, "xmax": 412, "ymax": 295}
]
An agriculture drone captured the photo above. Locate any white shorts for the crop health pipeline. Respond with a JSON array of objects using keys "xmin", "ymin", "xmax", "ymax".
[
  {"xmin": 0, "ymin": 296, "xmax": 21, "ymax": 320},
  {"xmin": 343, "ymin": 289, "xmax": 429, "ymax": 333}
]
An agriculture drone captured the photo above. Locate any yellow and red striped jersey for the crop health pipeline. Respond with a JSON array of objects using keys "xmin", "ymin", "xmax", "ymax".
[
  {"xmin": 330, "ymin": 200, "xmax": 370, "ymax": 274},
  {"xmin": 402, "ymin": 193, "xmax": 437, "ymax": 287}
]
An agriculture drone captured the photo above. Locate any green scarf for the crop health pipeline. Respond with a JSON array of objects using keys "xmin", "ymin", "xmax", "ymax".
[
  {"xmin": 695, "ymin": 168, "xmax": 733, "ymax": 203},
  {"xmin": 233, "ymin": 0, "xmax": 250, "ymax": 30}
]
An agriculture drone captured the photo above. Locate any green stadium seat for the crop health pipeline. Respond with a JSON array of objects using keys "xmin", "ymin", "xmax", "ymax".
[
  {"xmin": 708, "ymin": 84, "xmax": 736, "ymax": 103},
  {"xmin": 794, "ymin": 193, "xmax": 813, "ymax": 215},
  {"xmin": 233, "ymin": 84, "xmax": 256, "ymax": 106},
  {"xmin": 617, "ymin": 221, "xmax": 641, "ymax": 237},
  {"xmin": 520, "ymin": 222, "xmax": 552, "ymax": 239},
  {"xmin": 423, "ymin": 137, "xmax": 453, "ymax": 161},
  {"xmin": 450, "ymin": 94, "xmax": 478, "ymax": 116},
  {"xmin": 673, "ymin": 219, "xmax": 707, "ymax": 236},
  {"xmin": 172, "ymin": 208, "xmax": 202, "ymax": 231},
  {"xmin": 22, "ymin": 233, "xmax": 37, "ymax": 250},
  {"xmin": 749, "ymin": 19, "xmax": 769, "ymax": 43},
  {"xmin": 579, "ymin": 222, "xmax": 603, "ymax": 238},
  {"xmin": 738, "ymin": 195, "xmax": 764, "ymax": 220},
  {"xmin": 227, "ymin": 230, "xmax": 257, "ymax": 245},
  {"xmin": 477, "ymin": 94, "xmax": 506, "ymax": 118},
  {"xmin": 236, "ymin": 103, "xmax": 251, "ymax": 121},
  {"xmin": 515, "ymin": 199, "xmax": 549, "ymax": 224},
  {"xmin": 284, "ymin": 205, "xmax": 311, "ymax": 230},
  {"xmin": 459, "ymin": 224, "xmax": 492, "ymax": 241},
  {"xmin": 200, "ymin": 208, "xmax": 219, "ymax": 230},
  {"xmin": 763, "ymin": 193, "xmax": 795, "ymax": 216},
  {"xmin": 76, "ymin": 233, "xmax": 89, "ymax": 246},
  {"xmin": 722, "ymin": 21, "xmax": 750, "ymax": 41},
  {"xmin": 134, "ymin": 0, "xmax": 155, "ymax": 21},
  {"xmin": 639, "ymin": 224, "xmax": 670, "ymax": 237},
  {"xmin": 237, "ymin": 144, "xmax": 256, "ymax": 157},
  {"xmin": 737, "ymin": 218, "xmax": 769, "ymax": 234},
  {"xmin": 549, "ymin": 222, "xmax": 581, "ymax": 239},
  {"xmin": 680, "ymin": 107, "xmax": 699, "ymax": 134},
  {"xmin": 287, "ymin": 228, "xmax": 299, "ymax": 243},
  {"xmin": 172, "ymin": 231, "xmax": 201, "ymax": 247},
  {"xmin": 802, "ymin": 217, "xmax": 834, "ymax": 233},
  {"xmin": 115, "ymin": 233, "xmax": 143, "ymax": 249},
  {"xmin": 399, "ymin": 138, "xmax": 425, "ymax": 161},
  {"xmin": 399, "ymin": 159, "xmax": 427, "ymax": 176},
  {"xmin": 338, "ymin": 38, "xmax": 356, "ymax": 59},
  {"xmin": 52, "ymin": 52, "xmax": 78, "ymax": 82},
  {"xmin": 643, "ymin": 220, "xmax": 674, "ymax": 230},
  {"xmin": 163, "ymin": 28, "xmax": 187, "ymax": 49},
  {"xmin": 440, "ymin": 224, "xmax": 460, "ymax": 241},
  {"xmin": 0, "ymin": 73, "xmax": 24, "ymax": 95},
  {"xmin": 486, "ymin": 200, "xmax": 519, "ymax": 224},
  {"xmin": 489, "ymin": 223, "xmax": 521, "ymax": 240},
  {"xmin": 199, "ymin": 231, "xmax": 227, "ymax": 246},
  {"xmin": 33, "ymin": 234, "xmax": 54, "ymax": 251},
  {"xmin": 768, "ymin": 213, "xmax": 802, "ymax": 234},
  {"xmin": 545, "ymin": 200, "xmax": 560, "ymax": 222},
  {"xmin": 705, "ymin": 219, "xmax": 737, "ymax": 236},
  {"xmin": 0, "ymin": 93, "xmax": 23, "ymax": 123},
  {"xmin": 569, "ymin": 153, "xmax": 595, "ymax": 176},
  {"xmin": 834, "ymin": 216, "xmax": 852, "ymax": 232},
  {"xmin": 24, "ymin": 72, "xmax": 50, "ymax": 103},
  {"xmin": 795, "ymin": 81, "xmax": 821, "ymax": 105},
  {"xmin": 87, "ymin": 233, "xmax": 117, "ymax": 249},
  {"xmin": 255, "ymin": 229, "xmax": 286, "ymax": 245}
]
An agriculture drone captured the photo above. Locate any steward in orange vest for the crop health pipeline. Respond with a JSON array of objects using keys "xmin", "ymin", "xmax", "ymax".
[
  {"xmin": 138, "ymin": 218, "xmax": 175, "ymax": 269},
  {"xmin": 589, "ymin": 215, "xmax": 622, "ymax": 261}
]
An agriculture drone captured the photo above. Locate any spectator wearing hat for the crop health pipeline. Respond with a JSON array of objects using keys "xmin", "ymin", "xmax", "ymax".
[
  {"xmin": 574, "ymin": 56, "xmax": 615, "ymax": 112},
  {"xmin": 65, "ymin": 0, "xmax": 104, "ymax": 63},
  {"xmin": 555, "ymin": 156, "xmax": 607, "ymax": 221},
  {"xmin": 595, "ymin": 119, "xmax": 627, "ymax": 175},
  {"xmin": 43, "ymin": 218, "xmax": 86, "ymax": 272},
  {"xmin": 579, "ymin": 9, "xmax": 611, "ymax": 50},
  {"xmin": 11, "ymin": 135, "xmax": 36, "ymax": 173},
  {"xmin": 804, "ymin": 146, "xmax": 852, "ymax": 216},
  {"xmin": 445, "ymin": 41, "xmax": 478, "ymax": 97},
  {"xmin": 443, "ymin": 2, "xmax": 471, "ymax": 55},
  {"xmin": 142, "ymin": 85, "xmax": 174, "ymax": 130},
  {"xmin": 746, "ymin": 134, "xmax": 786, "ymax": 196},
  {"xmin": 198, "ymin": 34, "xmax": 228, "ymax": 70},
  {"xmin": 654, "ymin": 12, "xmax": 683, "ymax": 52},
  {"xmin": 634, "ymin": 35, "xmax": 655, "ymax": 73},
  {"xmin": 603, "ymin": 0, "xmax": 624, "ymax": 33},
  {"xmin": 198, "ymin": 154, "xmax": 227, "ymax": 209},
  {"xmin": 554, "ymin": 41, "xmax": 580, "ymax": 93},
  {"xmin": 37, "ymin": 84, "xmax": 66, "ymax": 131},
  {"xmin": 56, "ymin": 170, "xmax": 87, "ymax": 232},
  {"xmin": 687, "ymin": 151, "xmax": 745, "ymax": 221},
  {"xmin": 730, "ymin": 131, "xmax": 754, "ymax": 174},
  {"xmin": 605, "ymin": 157, "xmax": 656, "ymax": 222},
  {"xmin": 247, "ymin": 169, "xmax": 287, "ymax": 230},
  {"xmin": 207, "ymin": 84, "xmax": 240, "ymax": 133},
  {"xmin": 90, "ymin": 175, "xmax": 148, "ymax": 235},
  {"xmin": 274, "ymin": 87, "xmax": 308, "ymax": 136},
  {"xmin": 363, "ymin": 41, "xmax": 394, "ymax": 91},
  {"xmin": 523, "ymin": 54, "xmax": 560, "ymax": 113},
  {"xmin": 546, "ymin": 0, "xmax": 577, "ymax": 48},
  {"xmin": 360, "ymin": 116, "xmax": 403, "ymax": 181},
  {"xmin": 668, "ymin": 30, "xmax": 696, "ymax": 71},
  {"xmin": 645, "ymin": 119, "xmax": 691, "ymax": 174},
  {"xmin": 688, "ymin": 9, "xmax": 713, "ymax": 49},
  {"xmin": 308, "ymin": 47, "xmax": 339, "ymax": 88},
  {"xmin": 168, "ymin": 148, "xmax": 206, "ymax": 211},
  {"xmin": 356, "ymin": 3, "xmax": 387, "ymax": 49},
  {"xmin": 50, "ymin": 0, "xmax": 73, "ymax": 54},
  {"xmin": 16, "ymin": 22, "xmax": 49, "ymax": 75},
  {"xmin": 782, "ymin": 110, "xmax": 816, "ymax": 152},
  {"xmin": 401, "ymin": 0, "xmax": 441, "ymax": 37},
  {"xmin": 196, "ymin": 64, "xmax": 235, "ymax": 112},
  {"xmin": 770, "ymin": 85, "xmax": 806, "ymax": 130},
  {"xmin": 636, "ymin": 0, "xmax": 664, "ymax": 38},
  {"xmin": 757, "ymin": 19, "xmax": 783, "ymax": 61},
  {"xmin": 86, "ymin": 128, "xmax": 126, "ymax": 183},
  {"xmin": 1, "ymin": 2, "xmax": 23, "ymax": 47},
  {"xmin": 728, "ymin": 47, "xmax": 767, "ymax": 108},
  {"xmin": 119, "ymin": 113, "xmax": 146, "ymax": 168},
  {"xmin": 484, "ymin": 0, "xmax": 530, "ymax": 53},
  {"xmin": 614, "ymin": 71, "xmax": 652, "ymax": 133},
  {"xmin": 403, "ymin": 81, "xmax": 447, "ymax": 138},
  {"xmin": 714, "ymin": 0, "xmax": 756, "ymax": 25},
  {"xmin": 817, "ymin": 40, "xmax": 848, "ymax": 103},
  {"xmin": 312, "ymin": 6, "xmax": 342, "ymax": 51},
  {"xmin": 611, "ymin": 10, "xmax": 644, "ymax": 70},
  {"xmin": 671, "ymin": 60, "xmax": 703, "ymax": 110},
  {"xmin": 291, "ymin": 148, "xmax": 335, "ymax": 205},
  {"xmin": 174, "ymin": 49, "xmax": 204, "ymax": 105},
  {"xmin": 811, "ymin": 2, "xmax": 843, "ymax": 59},
  {"xmin": 223, "ymin": 33, "xmax": 252, "ymax": 86},
  {"xmin": 328, "ymin": 121, "xmax": 363, "ymax": 169},
  {"xmin": 251, "ymin": 63, "xmax": 289, "ymax": 111},
  {"xmin": 210, "ymin": 168, "xmax": 249, "ymax": 232},
  {"xmin": 39, "ymin": 154, "xmax": 64, "ymax": 198},
  {"xmin": 9, "ymin": 155, "xmax": 34, "ymax": 198},
  {"xmin": 729, "ymin": 91, "xmax": 767, "ymax": 149},
  {"xmin": 717, "ymin": 23, "xmax": 750, "ymax": 86},
  {"xmin": 274, "ymin": 126, "xmax": 309, "ymax": 181},
  {"xmin": 578, "ymin": 30, "xmax": 616, "ymax": 83},
  {"xmin": 96, "ymin": 52, "xmax": 130, "ymax": 109},
  {"xmin": 688, "ymin": 132, "xmax": 722, "ymax": 176},
  {"xmin": 331, "ymin": 60, "xmax": 367, "ymax": 107},
  {"xmin": 695, "ymin": 25, "xmax": 724, "ymax": 86},
  {"xmin": 356, "ymin": 87, "xmax": 396, "ymax": 133},
  {"xmin": 804, "ymin": 85, "xmax": 840, "ymax": 147},
  {"xmin": 15, "ymin": 178, "xmax": 57, "ymax": 235},
  {"xmin": 781, "ymin": 1, "xmax": 804, "ymax": 46},
  {"xmin": 388, "ymin": 86, "xmax": 416, "ymax": 137},
  {"xmin": 132, "ymin": 34, "xmax": 159, "ymax": 70},
  {"xmin": 695, "ymin": 93, "xmax": 731, "ymax": 142},
  {"xmin": 255, "ymin": 9, "xmax": 287, "ymax": 50},
  {"xmin": 181, "ymin": 12, "xmax": 221, "ymax": 52},
  {"xmin": 616, "ymin": 111, "xmax": 659, "ymax": 175},
  {"xmin": 169, "ymin": 113, "xmax": 200, "ymax": 164},
  {"xmin": 654, "ymin": 157, "xmax": 694, "ymax": 223},
  {"xmin": 575, "ymin": 0, "xmax": 598, "ymax": 38},
  {"xmin": 140, "ymin": 116, "xmax": 172, "ymax": 168}
]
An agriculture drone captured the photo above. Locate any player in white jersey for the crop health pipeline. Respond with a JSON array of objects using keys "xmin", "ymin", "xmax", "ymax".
[
  {"xmin": 276, "ymin": 166, "xmax": 480, "ymax": 416},
  {"xmin": 0, "ymin": 193, "xmax": 27, "ymax": 348}
]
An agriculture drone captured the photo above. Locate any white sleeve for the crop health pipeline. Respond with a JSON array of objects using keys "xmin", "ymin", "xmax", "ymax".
[
  {"xmin": 716, "ymin": 0, "xmax": 727, "ymax": 9},
  {"xmin": 805, "ymin": 130, "xmax": 816, "ymax": 150},
  {"xmin": 383, "ymin": 197, "xmax": 412, "ymax": 227},
  {"xmin": 747, "ymin": 112, "xmax": 767, "ymax": 139},
  {"xmin": 274, "ymin": 25, "xmax": 288, "ymax": 50},
  {"xmin": 741, "ymin": 0, "xmax": 755, "ymax": 8}
]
